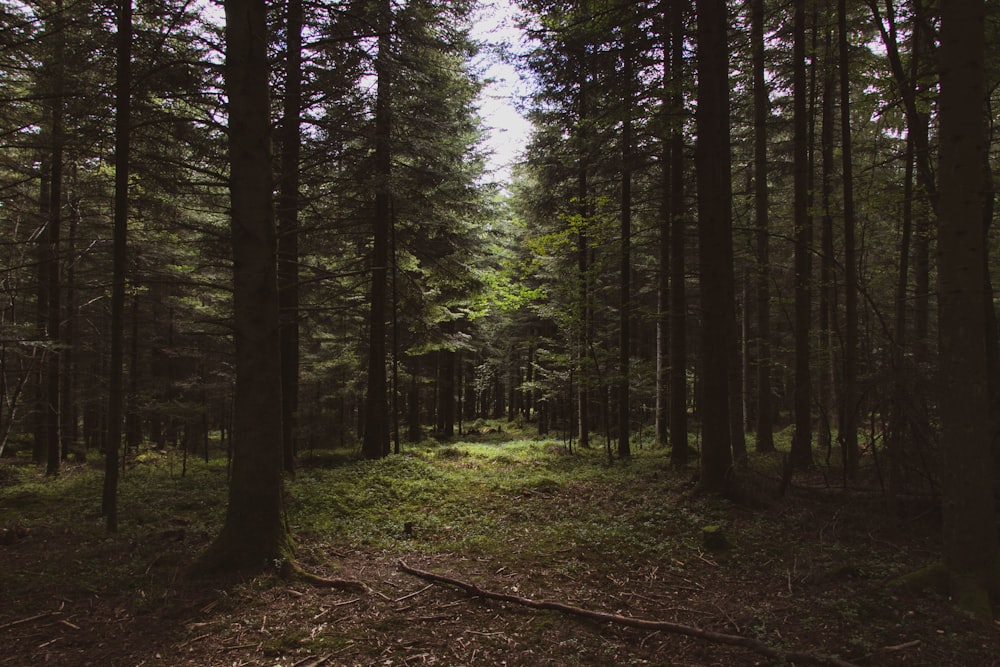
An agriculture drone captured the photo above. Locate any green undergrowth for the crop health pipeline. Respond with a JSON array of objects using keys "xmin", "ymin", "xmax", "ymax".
[{"xmin": 288, "ymin": 438, "xmax": 717, "ymax": 568}]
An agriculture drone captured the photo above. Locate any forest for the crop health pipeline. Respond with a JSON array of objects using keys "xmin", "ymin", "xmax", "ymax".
[{"xmin": 2, "ymin": 0, "xmax": 999, "ymax": 664}]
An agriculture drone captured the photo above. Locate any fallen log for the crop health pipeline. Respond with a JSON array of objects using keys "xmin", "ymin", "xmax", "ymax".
[{"xmin": 398, "ymin": 559, "xmax": 859, "ymax": 667}]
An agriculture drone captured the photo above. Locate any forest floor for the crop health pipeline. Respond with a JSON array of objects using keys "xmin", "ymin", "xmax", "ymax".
[{"xmin": 1, "ymin": 425, "xmax": 998, "ymax": 667}]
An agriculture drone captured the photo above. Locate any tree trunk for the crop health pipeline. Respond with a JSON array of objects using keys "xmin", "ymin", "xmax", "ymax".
[
  {"xmin": 838, "ymin": 0, "xmax": 859, "ymax": 478},
  {"xmin": 984, "ymin": 116, "xmax": 1000, "ymax": 496},
  {"xmin": 104, "ymin": 0, "xmax": 131, "ymax": 532},
  {"xmin": 694, "ymin": 0, "xmax": 734, "ymax": 491},
  {"xmin": 618, "ymin": 29, "xmax": 634, "ymax": 459},
  {"xmin": 362, "ymin": 0, "xmax": 392, "ymax": 459},
  {"xmin": 33, "ymin": 154, "xmax": 49, "ymax": 465},
  {"xmin": 576, "ymin": 61, "xmax": 591, "ymax": 450},
  {"xmin": 869, "ymin": 0, "xmax": 933, "ymax": 361},
  {"xmin": 669, "ymin": 0, "xmax": 689, "ymax": 467},
  {"xmin": 61, "ymin": 205, "xmax": 77, "ymax": 462},
  {"xmin": 656, "ymin": 120, "xmax": 670, "ymax": 450},
  {"xmin": 437, "ymin": 347, "xmax": 455, "ymax": 438},
  {"xmin": 790, "ymin": 0, "xmax": 813, "ymax": 470},
  {"xmin": 818, "ymin": 28, "xmax": 835, "ymax": 462},
  {"xmin": 194, "ymin": 0, "xmax": 291, "ymax": 573},
  {"xmin": 277, "ymin": 0, "xmax": 303, "ymax": 472},
  {"xmin": 935, "ymin": 0, "xmax": 1000, "ymax": 616},
  {"xmin": 126, "ymin": 293, "xmax": 142, "ymax": 450},
  {"xmin": 656, "ymin": 4, "xmax": 671, "ymax": 450},
  {"xmin": 751, "ymin": 0, "xmax": 773, "ymax": 453},
  {"xmin": 407, "ymin": 357, "xmax": 422, "ymax": 442}
]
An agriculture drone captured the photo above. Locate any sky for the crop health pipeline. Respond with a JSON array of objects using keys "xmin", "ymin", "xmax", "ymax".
[{"xmin": 469, "ymin": 0, "xmax": 533, "ymax": 184}]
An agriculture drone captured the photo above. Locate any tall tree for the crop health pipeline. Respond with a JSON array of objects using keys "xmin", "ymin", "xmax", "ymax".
[
  {"xmin": 361, "ymin": 0, "xmax": 393, "ymax": 459},
  {"xmin": 935, "ymin": 0, "xmax": 1000, "ymax": 618},
  {"xmin": 43, "ymin": 0, "xmax": 67, "ymax": 477},
  {"xmin": 655, "ymin": 2, "xmax": 671, "ymax": 451},
  {"xmin": 617, "ymin": 14, "xmax": 635, "ymax": 459},
  {"xmin": 789, "ymin": 0, "xmax": 813, "ymax": 469},
  {"xmin": 837, "ymin": 0, "xmax": 859, "ymax": 477},
  {"xmin": 104, "ymin": 0, "xmax": 132, "ymax": 533},
  {"xmin": 868, "ymin": 0, "xmax": 933, "ymax": 360},
  {"xmin": 668, "ymin": 0, "xmax": 688, "ymax": 467},
  {"xmin": 277, "ymin": 0, "xmax": 303, "ymax": 472},
  {"xmin": 195, "ymin": 0, "xmax": 291, "ymax": 572},
  {"xmin": 750, "ymin": 0, "xmax": 774, "ymax": 453},
  {"xmin": 695, "ymin": 0, "xmax": 734, "ymax": 491}
]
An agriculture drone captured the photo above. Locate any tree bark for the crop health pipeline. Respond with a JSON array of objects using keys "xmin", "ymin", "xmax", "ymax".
[
  {"xmin": 43, "ymin": 0, "xmax": 66, "ymax": 477},
  {"xmin": 818, "ymin": 28, "xmax": 835, "ymax": 462},
  {"xmin": 790, "ymin": 0, "xmax": 813, "ymax": 470},
  {"xmin": 104, "ymin": 0, "xmax": 131, "ymax": 532},
  {"xmin": 277, "ymin": 0, "xmax": 303, "ymax": 472},
  {"xmin": 655, "ymin": 2, "xmax": 672, "ymax": 451},
  {"xmin": 669, "ymin": 0, "xmax": 688, "ymax": 466},
  {"xmin": 695, "ymin": 0, "xmax": 734, "ymax": 491},
  {"xmin": 838, "ymin": 0, "xmax": 860, "ymax": 479},
  {"xmin": 576, "ymin": 64, "xmax": 591, "ymax": 449},
  {"xmin": 194, "ymin": 0, "xmax": 291, "ymax": 573},
  {"xmin": 618, "ymin": 25, "xmax": 634, "ymax": 459},
  {"xmin": 362, "ymin": 0, "xmax": 392, "ymax": 459},
  {"xmin": 750, "ymin": 5, "xmax": 774, "ymax": 453},
  {"xmin": 935, "ymin": 0, "xmax": 1000, "ymax": 616},
  {"xmin": 868, "ymin": 0, "xmax": 933, "ymax": 361}
]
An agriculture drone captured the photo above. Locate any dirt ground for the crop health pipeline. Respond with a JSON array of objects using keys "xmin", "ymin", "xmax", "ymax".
[{"xmin": 2, "ymin": 456, "xmax": 999, "ymax": 666}]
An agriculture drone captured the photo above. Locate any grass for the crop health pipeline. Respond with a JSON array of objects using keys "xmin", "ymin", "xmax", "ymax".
[{"xmin": 290, "ymin": 437, "xmax": 691, "ymax": 561}]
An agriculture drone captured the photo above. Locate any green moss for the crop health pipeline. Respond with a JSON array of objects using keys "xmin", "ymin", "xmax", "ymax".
[
  {"xmin": 890, "ymin": 562, "xmax": 951, "ymax": 595},
  {"xmin": 701, "ymin": 524, "xmax": 731, "ymax": 551},
  {"xmin": 891, "ymin": 561, "xmax": 998, "ymax": 621},
  {"xmin": 950, "ymin": 573, "xmax": 994, "ymax": 621}
]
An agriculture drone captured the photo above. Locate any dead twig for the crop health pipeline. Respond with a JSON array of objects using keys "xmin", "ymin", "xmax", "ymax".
[
  {"xmin": 881, "ymin": 639, "xmax": 921, "ymax": 652},
  {"xmin": 395, "ymin": 584, "xmax": 433, "ymax": 603},
  {"xmin": 0, "ymin": 611, "xmax": 61, "ymax": 631},
  {"xmin": 397, "ymin": 560, "xmax": 861, "ymax": 667}
]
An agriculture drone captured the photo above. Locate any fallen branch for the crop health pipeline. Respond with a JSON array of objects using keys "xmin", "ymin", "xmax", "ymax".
[
  {"xmin": 0, "ymin": 610, "xmax": 61, "ymax": 632},
  {"xmin": 398, "ymin": 560, "xmax": 859, "ymax": 667}
]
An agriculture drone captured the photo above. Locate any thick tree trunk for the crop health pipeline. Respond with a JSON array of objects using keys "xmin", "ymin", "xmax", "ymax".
[
  {"xmin": 194, "ymin": 0, "xmax": 291, "ymax": 573},
  {"xmin": 935, "ymin": 0, "xmax": 1000, "ymax": 616},
  {"xmin": 695, "ymin": 0, "xmax": 734, "ymax": 491}
]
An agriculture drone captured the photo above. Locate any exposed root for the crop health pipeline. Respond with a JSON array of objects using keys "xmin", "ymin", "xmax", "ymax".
[
  {"xmin": 281, "ymin": 560, "xmax": 370, "ymax": 594},
  {"xmin": 398, "ymin": 559, "xmax": 860, "ymax": 667}
]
